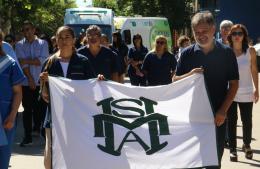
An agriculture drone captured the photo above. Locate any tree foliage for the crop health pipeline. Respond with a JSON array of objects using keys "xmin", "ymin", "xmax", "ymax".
[
  {"xmin": 0, "ymin": 0, "xmax": 193, "ymax": 36},
  {"xmin": 0, "ymin": 0, "xmax": 76, "ymax": 36},
  {"xmin": 93, "ymin": 0, "xmax": 193, "ymax": 30}
]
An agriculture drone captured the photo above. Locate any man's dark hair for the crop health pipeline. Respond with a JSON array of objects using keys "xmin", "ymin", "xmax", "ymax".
[
  {"xmin": 86, "ymin": 25, "xmax": 101, "ymax": 36},
  {"xmin": 4, "ymin": 34, "xmax": 15, "ymax": 43},
  {"xmin": 191, "ymin": 11, "xmax": 215, "ymax": 29}
]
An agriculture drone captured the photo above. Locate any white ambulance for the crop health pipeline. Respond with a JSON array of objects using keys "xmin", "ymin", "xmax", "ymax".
[{"xmin": 114, "ymin": 17, "xmax": 172, "ymax": 50}]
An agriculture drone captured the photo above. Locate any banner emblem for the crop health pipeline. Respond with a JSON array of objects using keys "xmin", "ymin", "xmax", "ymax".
[{"xmin": 93, "ymin": 97, "xmax": 170, "ymax": 156}]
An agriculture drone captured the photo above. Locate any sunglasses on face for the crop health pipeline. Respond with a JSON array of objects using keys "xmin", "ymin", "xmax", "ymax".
[
  {"xmin": 231, "ymin": 31, "xmax": 243, "ymax": 37},
  {"xmin": 156, "ymin": 41, "xmax": 165, "ymax": 45}
]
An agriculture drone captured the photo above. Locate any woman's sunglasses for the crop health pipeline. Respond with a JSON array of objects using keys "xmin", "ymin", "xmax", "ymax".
[
  {"xmin": 231, "ymin": 31, "xmax": 243, "ymax": 37},
  {"xmin": 156, "ymin": 41, "xmax": 165, "ymax": 45}
]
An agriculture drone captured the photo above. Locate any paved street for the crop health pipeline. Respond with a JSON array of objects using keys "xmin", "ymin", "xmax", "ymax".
[{"xmin": 9, "ymin": 76, "xmax": 260, "ymax": 169}]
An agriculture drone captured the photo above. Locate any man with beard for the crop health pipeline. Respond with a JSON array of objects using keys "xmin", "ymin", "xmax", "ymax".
[{"xmin": 174, "ymin": 11, "xmax": 239, "ymax": 169}]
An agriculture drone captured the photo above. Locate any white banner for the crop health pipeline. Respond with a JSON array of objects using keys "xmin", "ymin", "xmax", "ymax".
[{"xmin": 49, "ymin": 74, "xmax": 218, "ymax": 169}]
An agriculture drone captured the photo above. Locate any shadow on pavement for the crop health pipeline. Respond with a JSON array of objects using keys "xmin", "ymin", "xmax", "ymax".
[
  {"xmin": 237, "ymin": 135, "xmax": 257, "ymax": 141},
  {"xmin": 237, "ymin": 160, "xmax": 260, "ymax": 167},
  {"xmin": 11, "ymin": 113, "xmax": 44, "ymax": 156}
]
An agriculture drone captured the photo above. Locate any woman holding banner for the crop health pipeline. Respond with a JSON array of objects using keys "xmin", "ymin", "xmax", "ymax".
[
  {"xmin": 142, "ymin": 35, "xmax": 177, "ymax": 86},
  {"xmin": 40, "ymin": 26, "xmax": 104, "ymax": 169},
  {"xmin": 0, "ymin": 29, "xmax": 25, "ymax": 169}
]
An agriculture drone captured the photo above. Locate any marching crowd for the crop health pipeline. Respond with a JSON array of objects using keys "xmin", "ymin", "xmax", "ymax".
[{"xmin": 0, "ymin": 10, "xmax": 259, "ymax": 169}]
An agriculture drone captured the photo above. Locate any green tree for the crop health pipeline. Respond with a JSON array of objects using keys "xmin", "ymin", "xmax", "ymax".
[
  {"xmin": 0, "ymin": 0, "xmax": 76, "ymax": 36},
  {"xmin": 93, "ymin": 0, "xmax": 193, "ymax": 31}
]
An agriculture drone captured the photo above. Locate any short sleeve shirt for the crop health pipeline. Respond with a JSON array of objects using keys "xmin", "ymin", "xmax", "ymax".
[
  {"xmin": 142, "ymin": 51, "xmax": 177, "ymax": 86},
  {"xmin": 176, "ymin": 40, "xmax": 239, "ymax": 112},
  {"xmin": 15, "ymin": 38, "xmax": 49, "ymax": 85},
  {"xmin": 77, "ymin": 46, "xmax": 119, "ymax": 80},
  {"xmin": 0, "ymin": 55, "xmax": 25, "ymax": 103},
  {"xmin": 2, "ymin": 41, "xmax": 19, "ymax": 64}
]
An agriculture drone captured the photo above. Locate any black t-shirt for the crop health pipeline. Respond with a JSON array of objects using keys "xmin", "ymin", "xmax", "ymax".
[
  {"xmin": 113, "ymin": 43, "xmax": 129, "ymax": 74},
  {"xmin": 77, "ymin": 46, "xmax": 119, "ymax": 80},
  {"xmin": 128, "ymin": 46, "xmax": 148, "ymax": 61},
  {"xmin": 142, "ymin": 51, "xmax": 177, "ymax": 86},
  {"xmin": 128, "ymin": 46, "xmax": 148, "ymax": 73},
  {"xmin": 176, "ymin": 40, "xmax": 239, "ymax": 113}
]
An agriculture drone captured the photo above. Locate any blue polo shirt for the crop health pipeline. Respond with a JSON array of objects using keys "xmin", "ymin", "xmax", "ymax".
[
  {"xmin": 0, "ymin": 55, "xmax": 25, "ymax": 145},
  {"xmin": 142, "ymin": 51, "xmax": 177, "ymax": 86},
  {"xmin": 176, "ymin": 40, "xmax": 239, "ymax": 113},
  {"xmin": 77, "ymin": 46, "xmax": 119, "ymax": 80}
]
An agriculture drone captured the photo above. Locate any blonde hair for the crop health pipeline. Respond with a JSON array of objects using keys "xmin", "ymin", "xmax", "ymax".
[{"xmin": 152, "ymin": 35, "xmax": 169, "ymax": 53}]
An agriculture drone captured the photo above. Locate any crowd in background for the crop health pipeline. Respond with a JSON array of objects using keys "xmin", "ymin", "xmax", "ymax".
[{"xmin": 0, "ymin": 10, "xmax": 259, "ymax": 169}]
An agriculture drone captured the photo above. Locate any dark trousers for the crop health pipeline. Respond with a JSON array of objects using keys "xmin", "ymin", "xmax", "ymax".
[
  {"xmin": 22, "ymin": 86, "xmax": 46, "ymax": 139},
  {"xmin": 227, "ymin": 101, "xmax": 253, "ymax": 152},
  {"xmin": 212, "ymin": 123, "xmax": 226, "ymax": 169},
  {"xmin": 128, "ymin": 71, "xmax": 146, "ymax": 86},
  {"xmin": 129, "ymin": 75, "xmax": 146, "ymax": 86},
  {"xmin": 205, "ymin": 122, "xmax": 226, "ymax": 169}
]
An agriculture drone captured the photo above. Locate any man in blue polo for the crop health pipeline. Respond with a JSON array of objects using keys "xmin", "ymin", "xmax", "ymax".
[
  {"xmin": 174, "ymin": 11, "xmax": 239, "ymax": 169},
  {"xmin": 15, "ymin": 21, "xmax": 49, "ymax": 146},
  {"xmin": 78, "ymin": 25, "xmax": 119, "ymax": 82},
  {"xmin": 0, "ymin": 29, "xmax": 18, "ymax": 65}
]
